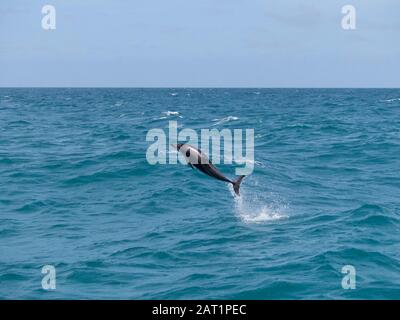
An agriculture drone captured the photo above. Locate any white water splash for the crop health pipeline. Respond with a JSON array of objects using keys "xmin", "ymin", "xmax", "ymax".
[
  {"xmin": 154, "ymin": 111, "xmax": 183, "ymax": 120},
  {"xmin": 163, "ymin": 111, "xmax": 182, "ymax": 118},
  {"xmin": 212, "ymin": 116, "xmax": 239, "ymax": 125},
  {"xmin": 229, "ymin": 183, "xmax": 288, "ymax": 224},
  {"xmin": 382, "ymin": 98, "xmax": 400, "ymax": 102},
  {"xmin": 113, "ymin": 101, "xmax": 124, "ymax": 107}
]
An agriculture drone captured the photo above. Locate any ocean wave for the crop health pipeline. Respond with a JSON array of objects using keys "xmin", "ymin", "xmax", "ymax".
[
  {"xmin": 346, "ymin": 203, "xmax": 386, "ymax": 217},
  {"xmin": 7, "ymin": 120, "xmax": 32, "ymax": 126},
  {"xmin": 212, "ymin": 116, "xmax": 239, "ymax": 125},
  {"xmin": 62, "ymin": 167, "xmax": 147, "ymax": 186},
  {"xmin": 16, "ymin": 200, "xmax": 48, "ymax": 213},
  {"xmin": 343, "ymin": 204, "xmax": 399, "ymax": 226},
  {"xmin": 230, "ymin": 280, "xmax": 309, "ymax": 299},
  {"xmin": 310, "ymin": 247, "xmax": 400, "ymax": 268},
  {"xmin": 381, "ymin": 98, "xmax": 400, "ymax": 103}
]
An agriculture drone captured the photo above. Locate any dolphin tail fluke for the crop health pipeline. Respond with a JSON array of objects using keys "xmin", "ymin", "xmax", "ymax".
[{"xmin": 232, "ymin": 175, "xmax": 246, "ymax": 196}]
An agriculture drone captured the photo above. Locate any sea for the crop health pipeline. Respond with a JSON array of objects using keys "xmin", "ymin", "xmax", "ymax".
[{"xmin": 0, "ymin": 88, "xmax": 399, "ymax": 299}]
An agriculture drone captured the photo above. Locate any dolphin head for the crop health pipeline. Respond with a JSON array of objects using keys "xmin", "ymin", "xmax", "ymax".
[{"xmin": 171, "ymin": 143, "xmax": 184, "ymax": 151}]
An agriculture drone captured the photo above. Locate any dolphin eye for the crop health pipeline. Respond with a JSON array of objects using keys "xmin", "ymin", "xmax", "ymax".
[{"xmin": 186, "ymin": 150, "xmax": 190, "ymax": 157}]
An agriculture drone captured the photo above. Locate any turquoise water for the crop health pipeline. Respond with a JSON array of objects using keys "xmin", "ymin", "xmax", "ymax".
[{"xmin": 1, "ymin": 88, "xmax": 399, "ymax": 299}]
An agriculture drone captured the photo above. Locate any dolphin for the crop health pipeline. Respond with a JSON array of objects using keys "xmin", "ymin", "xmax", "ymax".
[{"xmin": 173, "ymin": 143, "xmax": 246, "ymax": 196}]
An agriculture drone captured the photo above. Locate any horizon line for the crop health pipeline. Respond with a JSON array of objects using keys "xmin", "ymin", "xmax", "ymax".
[{"xmin": 1, "ymin": 86, "xmax": 399, "ymax": 89}]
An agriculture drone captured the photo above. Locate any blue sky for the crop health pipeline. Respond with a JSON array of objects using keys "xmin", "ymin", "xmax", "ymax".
[{"xmin": 0, "ymin": 0, "xmax": 399, "ymax": 87}]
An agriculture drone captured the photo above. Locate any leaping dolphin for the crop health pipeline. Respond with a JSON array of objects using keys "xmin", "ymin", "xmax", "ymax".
[{"xmin": 173, "ymin": 143, "xmax": 246, "ymax": 196}]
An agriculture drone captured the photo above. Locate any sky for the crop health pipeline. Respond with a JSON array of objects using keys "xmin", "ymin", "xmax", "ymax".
[{"xmin": 0, "ymin": 0, "xmax": 399, "ymax": 87}]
